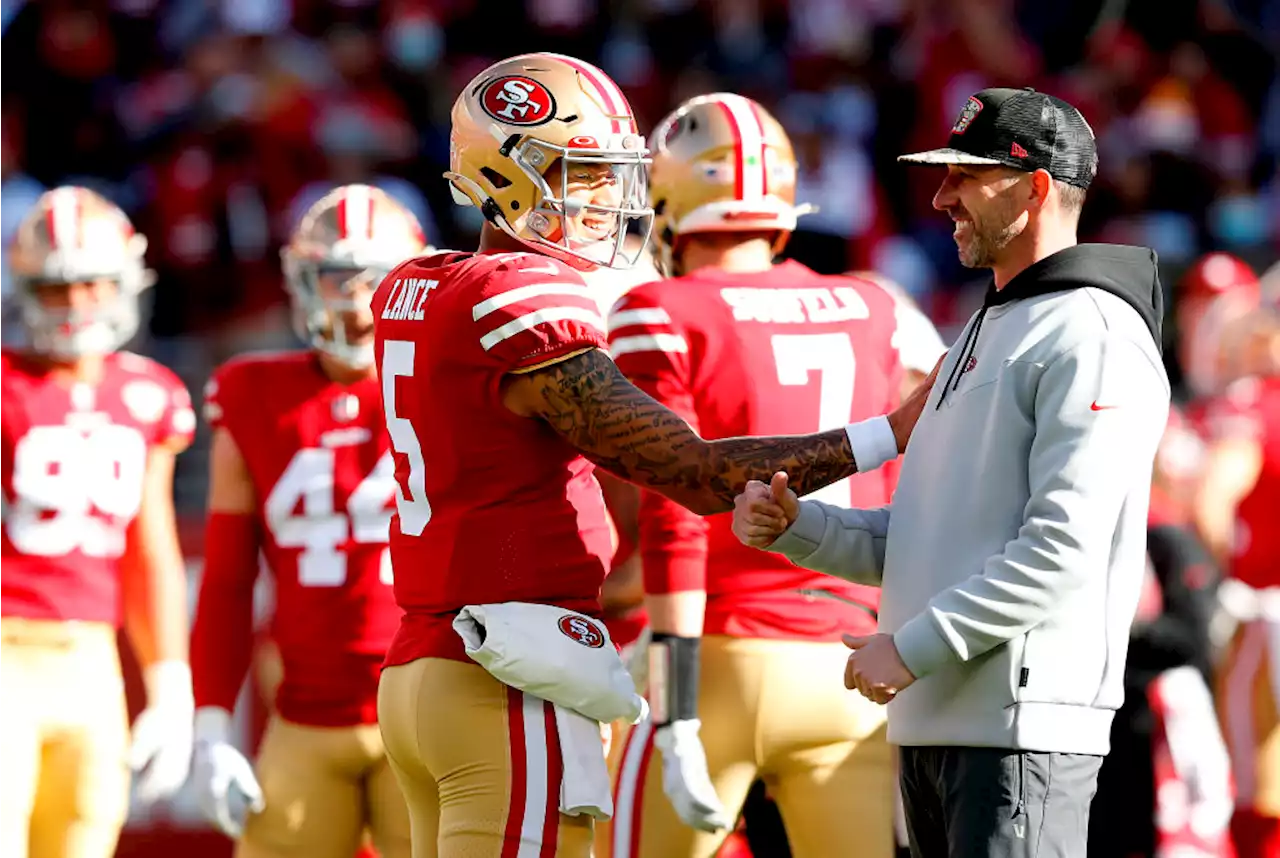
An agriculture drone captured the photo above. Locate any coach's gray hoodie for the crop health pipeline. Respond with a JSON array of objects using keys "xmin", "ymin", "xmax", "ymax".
[{"xmin": 772, "ymin": 244, "xmax": 1170, "ymax": 754}]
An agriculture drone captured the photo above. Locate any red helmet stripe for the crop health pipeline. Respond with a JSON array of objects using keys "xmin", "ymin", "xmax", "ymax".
[
  {"xmin": 335, "ymin": 195, "xmax": 349, "ymax": 239},
  {"xmin": 747, "ymin": 100, "xmax": 770, "ymax": 197},
  {"xmin": 552, "ymin": 54, "xmax": 627, "ymax": 135},
  {"xmin": 713, "ymin": 100, "xmax": 746, "ymax": 201},
  {"xmin": 713, "ymin": 95, "xmax": 767, "ymax": 202}
]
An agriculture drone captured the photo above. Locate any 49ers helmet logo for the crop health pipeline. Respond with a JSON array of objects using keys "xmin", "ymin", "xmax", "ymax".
[
  {"xmin": 557, "ymin": 615, "xmax": 606, "ymax": 648},
  {"xmin": 480, "ymin": 76, "xmax": 556, "ymax": 127}
]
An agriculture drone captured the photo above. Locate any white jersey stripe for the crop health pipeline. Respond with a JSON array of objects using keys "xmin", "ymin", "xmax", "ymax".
[
  {"xmin": 607, "ymin": 307, "xmax": 671, "ymax": 330},
  {"xmin": 480, "ymin": 306, "xmax": 606, "ymax": 351},
  {"xmin": 472, "ymin": 282, "xmax": 595, "ymax": 321},
  {"xmin": 609, "ymin": 333, "xmax": 689, "ymax": 358}
]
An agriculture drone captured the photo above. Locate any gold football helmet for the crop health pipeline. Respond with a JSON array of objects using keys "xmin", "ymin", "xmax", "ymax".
[
  {"xmin": 281, "ymin": 184, "xmax": 429, "ymax": 368},
  {"xmin": 648, "ymin": 93, "xmax": 811, "ymax": 273},
  {"xmin": 446, "ymin": 52, "xmax": 652, "ymax": 270},
  {"xmin": 7, "ymin": 186, "xmax": 153, "ymax": 359}
]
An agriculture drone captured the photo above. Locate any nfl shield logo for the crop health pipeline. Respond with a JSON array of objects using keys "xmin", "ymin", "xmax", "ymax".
[
  {"xmin": 332, "ymin": 394, "xmax": 360, "ymax": 422},
  {"xmin": 952, "ymin": 96, "xmax": 984, "ymax": 135}
]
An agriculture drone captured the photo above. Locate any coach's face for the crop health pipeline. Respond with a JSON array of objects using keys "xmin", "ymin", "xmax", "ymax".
[{"xmin": 933, "ymin": 165, "xmax": 1028, "ymax": 269}]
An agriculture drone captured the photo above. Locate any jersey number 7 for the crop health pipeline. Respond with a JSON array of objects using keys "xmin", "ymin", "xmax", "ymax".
[{"xmin": 771, "ymin": 332, "xmax": 857, "ymax": 509}]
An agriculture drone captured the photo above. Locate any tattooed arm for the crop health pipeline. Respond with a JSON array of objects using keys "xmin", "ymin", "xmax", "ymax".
[{"xmin": 504, "ymin": 348, "xmax": 858, "ymax": 515}]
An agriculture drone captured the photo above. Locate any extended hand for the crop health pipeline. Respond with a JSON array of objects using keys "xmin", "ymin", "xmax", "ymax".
[
  {"xmin": 732, "ymin": 472, "xmax": 798, "ymax": 549},
  {"xmin": 843, "ymin": 633, "xmax": 916, "ymax": 705},
  {"xmin": 886, "ymin": 355, "xmax": 944, "ymax": 453}
]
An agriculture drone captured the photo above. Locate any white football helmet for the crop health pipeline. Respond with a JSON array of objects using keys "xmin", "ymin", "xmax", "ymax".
[
  {"xmin": 281, "ymin": 184, "xmax": 429, "ymax": 368},
  {"xmin": 7, "ymin": 186, "xmax": 153, "ymax": 359}
]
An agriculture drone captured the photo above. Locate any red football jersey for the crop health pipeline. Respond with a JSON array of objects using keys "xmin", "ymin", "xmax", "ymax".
[
  {"xmin": 195, "ymin": 352, "xmax": 400, "ymax": 726},
  {"xmin": 1204, "ymin": 376, "xmax": 1280, "ymax": 590},
  {"xmin": 607, "ymin": 260, "xmax": 904, "ymax": 640},
  {"xmin": 372, "ymin": 250, "xmax": 615, "ymax": 667},
  {"xmin": 1, "ymin": 349, "xmax": 195, "ymax": 625}
]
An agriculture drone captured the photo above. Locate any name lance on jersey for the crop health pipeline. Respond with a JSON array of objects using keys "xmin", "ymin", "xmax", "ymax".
[
  {"xmin": 380, "ymin": 278, "xmax": 438, "ymax": 322},
  {"xmin": 719, "ymin": 285, "xmax": 871, "ymax": 325}
]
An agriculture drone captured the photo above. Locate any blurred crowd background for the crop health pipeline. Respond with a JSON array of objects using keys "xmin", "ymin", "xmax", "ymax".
[
  {"xmin": 2, "ymin": 1, "xmax": 1279, "ymax": 855},
  {"xmin": 2, "ymin": 0, "xmax": 1277, "ymax": 511}
]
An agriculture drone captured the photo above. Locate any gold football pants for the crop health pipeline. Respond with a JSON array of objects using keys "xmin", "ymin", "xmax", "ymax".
[
  {"xmin": 0, "ymin": 618, "xmax": 131, "ymax": 858},
  {"xmin": 236, "ymin": 716, "xmax": 410, "ymax": 858},
  {"xmin": 378, "ymin": 657, "xmax": 594, "ymax": 858},
  {"xmin": 599, "ymin": 635, "xmax": 895, "ymax": 858}
]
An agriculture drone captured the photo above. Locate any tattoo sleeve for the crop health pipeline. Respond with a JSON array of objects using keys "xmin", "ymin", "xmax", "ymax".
[{"xmin": 523, "ymin": 349, "xmax": 858, "ymax": 515}]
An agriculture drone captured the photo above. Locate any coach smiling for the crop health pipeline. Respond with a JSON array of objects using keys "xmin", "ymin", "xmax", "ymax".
[{"xmin": 731, "ymin": 87, "xmax": 1171, "ymax": 857}]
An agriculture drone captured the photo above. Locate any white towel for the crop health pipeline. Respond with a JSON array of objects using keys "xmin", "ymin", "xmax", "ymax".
[
  {"xmin": 453, "ymin": 602, "xmax": 648, "ymax": 725},
  {"xmin": 554, "ymin": 704, "xmax": 613, "ymax": 820}
]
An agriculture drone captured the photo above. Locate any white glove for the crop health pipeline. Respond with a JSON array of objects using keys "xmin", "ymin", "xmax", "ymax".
[
  {"xmin": 129, "ymin": 661, "xmax": 195, "ymax": 804},
  {"xmin": 653, "ymin": 719, "xmax": 730, "ymax": 833},
  {"xmin": 192, "ymin": 706, "xmax": 265, "ymax": 837}
]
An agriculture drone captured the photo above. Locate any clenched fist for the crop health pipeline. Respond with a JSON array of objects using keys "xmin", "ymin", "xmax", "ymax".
[{"xmin": 733, "ymin": 472, "xmax": 799, "ymax": 549}]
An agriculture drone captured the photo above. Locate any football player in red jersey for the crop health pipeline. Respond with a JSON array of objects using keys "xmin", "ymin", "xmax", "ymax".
[
  {"xmin": 371, "ymin": 54, "xmax": 935, "ymax": 858},
  {"xmin": 597, "ymin": 93, "xmax": 905, "ymax": 858},
  {"xmin": 0, "ymin": 187, "xmax": 197, "ymax": 858},
  {"xmin": 188, "ymin": 185, "xmax": 428, "ymax": 857},
  {"xmin": 1194, "ymin": 300, "xmax": 1280, "ymax": 858},
  {"xmin": 1176, "ymin": 252, "xmax": 1263, "ymax": 411}
]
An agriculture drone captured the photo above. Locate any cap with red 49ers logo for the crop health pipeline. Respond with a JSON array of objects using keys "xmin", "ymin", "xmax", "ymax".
[{"xmin": 899, "ymin": 87, "xmax": 1097, "ymax": 189}]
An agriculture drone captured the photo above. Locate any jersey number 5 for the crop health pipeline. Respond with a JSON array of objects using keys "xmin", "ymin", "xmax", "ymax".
[
  {"xmin": 380, "ymin": 340, "xmax": 432, "ymax": 536},
  {"xmin": 772, "ymin": 332, "xmax": 857, "ymax": 509}
]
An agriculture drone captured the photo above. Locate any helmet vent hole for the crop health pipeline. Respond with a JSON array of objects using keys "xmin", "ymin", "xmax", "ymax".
[
  {"xmin": 653, "ymin": 199, "xmax": 666, "ymax": 216},
  {"xmin": 560, "ymin": 114, "xmax": 578, "ymax": 123},
  {"xmin": 480, "ymin": 167, "xmax": 512, "ymax": 189}
]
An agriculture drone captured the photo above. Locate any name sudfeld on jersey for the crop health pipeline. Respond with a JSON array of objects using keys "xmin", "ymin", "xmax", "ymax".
[{"xmin": 719, "ymin": 286, "xmax": 871, "ymax": 325}]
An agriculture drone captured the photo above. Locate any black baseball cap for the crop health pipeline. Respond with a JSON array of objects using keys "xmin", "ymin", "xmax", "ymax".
[{"xmin": 898, "ymin": 87, "xmax": 1098, "ymax": 189}]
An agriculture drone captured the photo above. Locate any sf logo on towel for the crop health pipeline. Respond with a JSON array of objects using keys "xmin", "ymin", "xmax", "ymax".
[{"xmin": 558, "ymin": 615, "xmax": 606, "ymax": 649}]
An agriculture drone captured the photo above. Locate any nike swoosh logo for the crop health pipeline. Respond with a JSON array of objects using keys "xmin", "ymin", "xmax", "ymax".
[{"xmin": 1090, "ymin": 401, "xmax": 1118, "ymax": 411}]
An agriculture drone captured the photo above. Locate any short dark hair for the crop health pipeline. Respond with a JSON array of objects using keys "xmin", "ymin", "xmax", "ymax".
[{"xmin": 1055, "ymin": 180, "xmax": 1087, "ymax": 220}]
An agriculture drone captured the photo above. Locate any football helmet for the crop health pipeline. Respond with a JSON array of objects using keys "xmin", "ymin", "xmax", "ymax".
[
  {"xmin": 7, "ymin": 186, "xmax": 153, "ymax": 359},
  {"xmin": 446, "ymin": 52, "xmax": 652, "ymax": 271},
  {"xmin": 1177, "ymin": 252, "xmax": 1260, "ymax": 397},
  {"xmin": 281, "ymin": 184, "xmax": 429, "ymax": 369},
  {"xmin": 648, "ymin": 93, "xmax": 812, "ymax": 273}
]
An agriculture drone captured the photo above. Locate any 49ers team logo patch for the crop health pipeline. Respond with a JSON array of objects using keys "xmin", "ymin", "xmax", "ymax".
[
  {"xmin": 557, "ymin": 614, "xmax": 606, "ymax": 648},
  {"xmin": 480, "ymin": 76, "xmax": 556, "ymax": 127},
  {"xmin": 951, "ymin": 96, "xmax": 984, "ymax": 135},
  {"xmin": 122, "ymin": 380, "xmax": 167, "ymax": 424}
]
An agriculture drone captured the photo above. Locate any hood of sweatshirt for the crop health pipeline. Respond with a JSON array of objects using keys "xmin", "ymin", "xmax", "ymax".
[
  {"xmin": 986, "ymin": 243, "xmax": 1163, "ymax": 349},
  {"xmin": 936, "ymin": 244, "xmax": 1163, "ymax": 408}
]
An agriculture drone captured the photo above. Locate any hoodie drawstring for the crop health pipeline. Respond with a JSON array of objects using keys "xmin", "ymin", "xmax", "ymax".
[{"xmin": 935, "ymin": 295, "xmax": 992, "ymax": 410}]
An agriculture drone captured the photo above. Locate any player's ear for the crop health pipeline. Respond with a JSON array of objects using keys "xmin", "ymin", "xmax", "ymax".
[{"xmin": 1028, "ymin": 169, "xmax": 1053, "ymax": 212}]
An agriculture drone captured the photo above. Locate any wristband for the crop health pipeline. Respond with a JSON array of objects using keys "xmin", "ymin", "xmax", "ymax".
[
  {"xmin": 845, "ymin": 416, "xmax": 898, "ymax": 473},
  {"xmin": 647, "ymin": 634, "xmax": 700, "ymax": 725}
]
